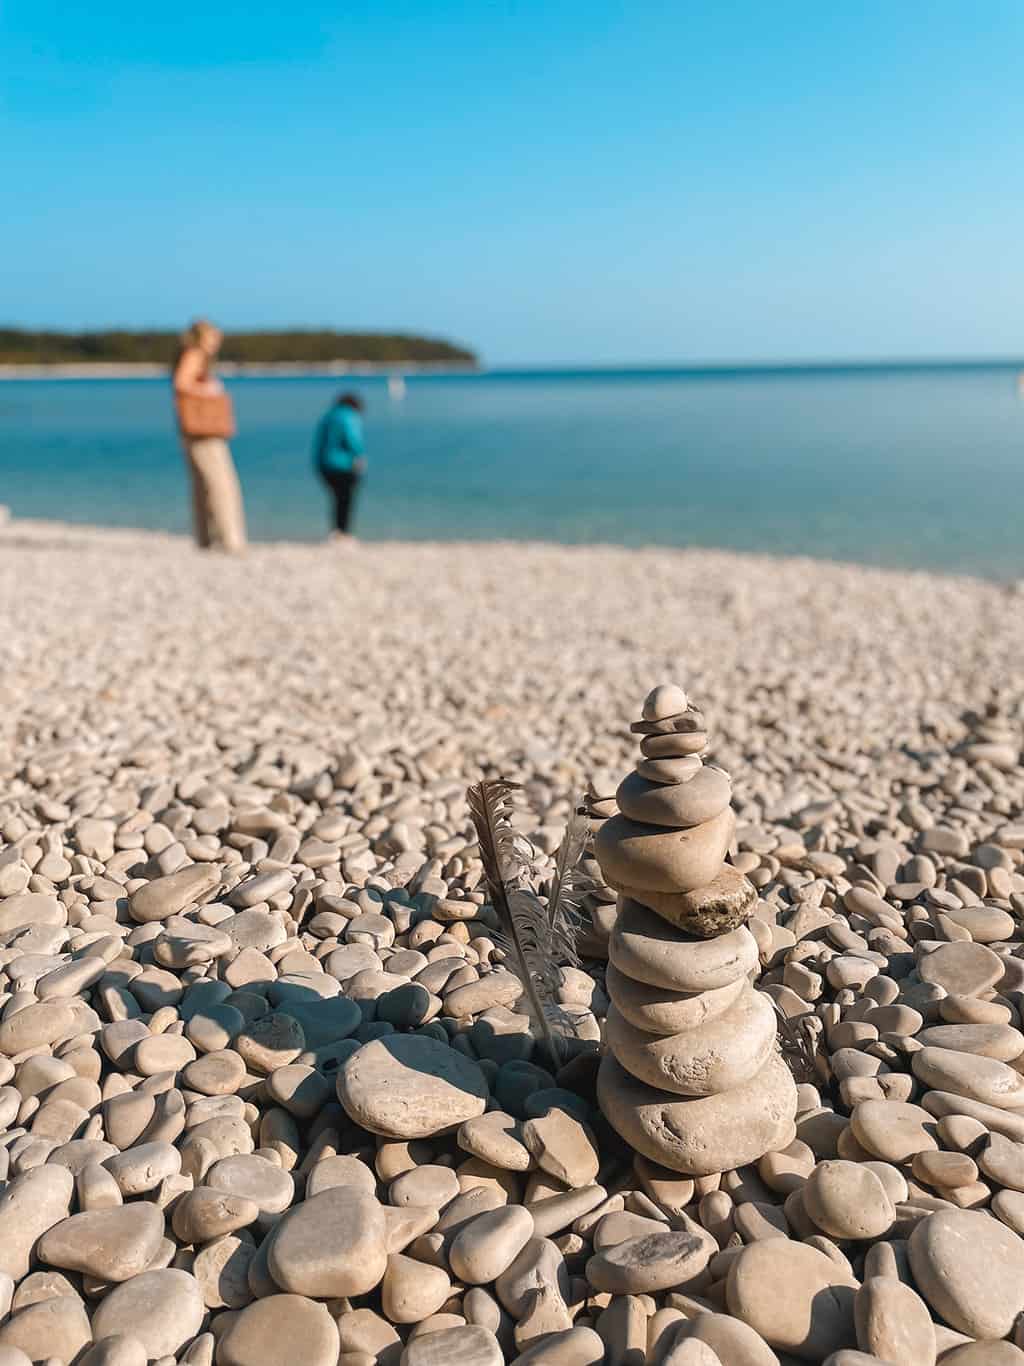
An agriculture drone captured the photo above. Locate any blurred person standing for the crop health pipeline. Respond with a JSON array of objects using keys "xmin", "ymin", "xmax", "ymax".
[
  {"xmin": 313, "ymin": 392, "xmax": 367, "ymax": 539},
  {"xmin": 172, "ymin": 320, "xmax": 247, "ymax": 552}
]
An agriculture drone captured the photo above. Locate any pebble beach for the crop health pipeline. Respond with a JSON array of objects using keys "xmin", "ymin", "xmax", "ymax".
[{"xmin": 1, "ymin": 519, "xmax": 1024, "ymax": 1366}]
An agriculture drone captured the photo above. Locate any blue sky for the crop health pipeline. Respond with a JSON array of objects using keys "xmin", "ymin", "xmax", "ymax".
[{"xmin": 2, "ymin": 1, "xmax": 1023, "ymax": 364}]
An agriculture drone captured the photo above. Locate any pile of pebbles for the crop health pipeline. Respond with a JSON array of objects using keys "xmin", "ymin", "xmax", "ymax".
[{"xmin": 0, "ymin": 523, "xmax": 1023, "ymax": 1366}]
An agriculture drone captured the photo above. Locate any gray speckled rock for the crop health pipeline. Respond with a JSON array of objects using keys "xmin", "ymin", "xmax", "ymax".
[
  {"xmin": 620, "ymin": 865, "xmax": 757, "ymax": 938},
  {"xmin": 338, "ymin": 1035, "xmax": 488, "ymax": 1138}
]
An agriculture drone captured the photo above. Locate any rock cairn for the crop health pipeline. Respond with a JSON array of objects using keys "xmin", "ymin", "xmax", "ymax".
[{"xmin": 594, "ymin": 683, "xmax": 798, "ymax": 1174}]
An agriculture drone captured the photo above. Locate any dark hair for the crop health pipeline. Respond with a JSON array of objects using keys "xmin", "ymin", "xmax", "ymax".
[{"xmin": 336, "ymin": 392, "xmax": 364, "ymax": 411}]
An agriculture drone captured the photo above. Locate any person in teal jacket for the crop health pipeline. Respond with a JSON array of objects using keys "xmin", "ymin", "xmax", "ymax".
[{"xmin": 313, "ymin": 392, "xmax": 366, "ymax": 536}]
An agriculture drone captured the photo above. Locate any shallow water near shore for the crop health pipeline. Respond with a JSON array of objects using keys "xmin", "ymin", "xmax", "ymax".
[{"xmin": 2, "ymin": 364, "xmax": 1023, "ymax": 577}]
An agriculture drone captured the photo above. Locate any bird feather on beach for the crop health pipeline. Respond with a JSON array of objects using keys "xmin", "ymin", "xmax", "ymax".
[{"xmin": 466, "ymin": 778, "xmax": 585, "ymax": 1063}]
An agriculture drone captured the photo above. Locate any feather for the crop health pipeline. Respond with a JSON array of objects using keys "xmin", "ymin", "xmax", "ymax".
[
  {"xmin": 467, "ymin": 779, "xmax": 569, "ymax": 1065},
  {"xmin": 544, "ymin": 799, "xmax": 591, "ymax": 965}
]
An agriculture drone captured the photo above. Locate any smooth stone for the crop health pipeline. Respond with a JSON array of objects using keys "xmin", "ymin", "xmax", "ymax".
[
  {"xmin": 595, "ymin": 808, "xmax": 735, "ymax": 894},
  {"xmin": 586, "ymin": 1227, "xmax": 716, "ymax": 1293},
  {"xmin": 510, "ymin": 1327, "xmax": 606, "ymax": 1366},
  {"xmin": 941, "ymin": 1346, "xmax": 1024, "ymax": 1365},
  {"xmin": 803, "ymin": 1161, "xmax": 895, "ymax": 1240},
  {"xmin": 305, "ymin": 1153, "xmax": 378, "ymax": 1198},
  {"xmin": 458, "ymin": 1113, "xmax": 532, "ymax": 1172},
  {"xmin": 128, "ymin": 865, "xmax": 220, "ymax": 924},
  {"xmin": 104, "ymin": 1141, "xmax": 181, "ymax": 1195},
  {"xmin": 642, "ymin": 684, "xmax": 689, "ymax": 720},
  {"xmin": 915, "ymin": 1023, "xmax": 1024, "ymax": 1061},
  {"xmin": 91, "ymin": 1270, "xmax": 205, "ymax": 1359},
  {"xmin": 922, "ymin": 1091, "xmax": 1024, "ymax": 1142},
  {"xmin": 172, "ymin": 1187, "xmax": 259, "ymax": 1243},
  {"xmin": 206, "ymin": 1154, "xmax": 294, "ymax": 1222},
  {"xmin": 0, "ymin": 1298, "xmax": 92, "ymax": 1365},
  {"xmin": 0, "ymin": 1002, "xmax": 76, "ymax": 1055},
  {"xmin": 850, "ymin": 1100, "xmax": 938, "ymax": 1162},
  {"xmin": 382, "ymin": 1253, "xmax": 452, "ymax": 1325},
  {"xmin": 640, "ymin": 732, "xmax": 709, "ymax": 758},
  {"xmin": 0, "ymin": 893, "xmax": 65, "ymax": 935},
  {"xmin": 616, "ymin": 767, "xmax": 732, "ymax": 830},
  {"xmin": 980, "ymin": 1133, "xmax": 1024, "ymax": 1190},
  {"xmin": 521, "ymin": 1111, "xmax": 599, "ymax": 1186},
  {"xmin": 635, "ymin": 755, "xmax": 703, "ymax": 784},
  {"xmin": 598, "ymin": 1052, "xmax": 797, "ymax": 1177},
  {"xmin": 495, "ymin": 1237, "xmax": 570, "ymax": 1317},
  {"xmin": 727, "ymin": 1239, "xmax": 858, "ymax": 1361},
  {"xmin": 918, "ymin": 942, "xmax": 1005, "ymax": 995},
  {"xmin": 669, "ymin": 1314, "xmax": 780, "ymax": 1366},
  {"xmin": 909, "ymin": 1208, "xmax": 1024, "ymax": 1338},
  {"xmin": 854, "ymin": 1276, "xmax": 936, "ymax": 1365},
  {"xmin": 0, "ymin": 1165, "xmax": 75, "ymax": 1280},
  {"xmin": 194, "ymin": 1233, "xmax": 256, "ymax": 1309},
  {"xmin": 269, "ymin": 1187, "xmax": 388, "ymax": 1297},
  {"xmin": 338, "ymin": 1036, "xmax": 488, "ymax": 1138},
  {"xmin": 218, "ymin": 1295, "xmax": 340, "ymax": 1366},
  {"xmin": 37, "ymin": 1205, "xmax": 164, "ymax": 1281},
  {"xmin": 606, "ymin": 987, "xmax": 775, "ymax": 1097},
  {"xmin": 401, "ymin": 1325, "xmax": 503, "ymax": 1366},
  {"xmin": 610, "ymin": 902, "xmax": 758, "ymax": 992},
  {"xmin": 450, "ymin": 1205, "xmax": 535, "ymax": 1284},
  {"xmin": 912, "ymin": 1047, "xmax": 1024, "ymax": 1109},
  {"xmin": 606, "ymin": 961, "xmax": 746, "ymax": 1035}
]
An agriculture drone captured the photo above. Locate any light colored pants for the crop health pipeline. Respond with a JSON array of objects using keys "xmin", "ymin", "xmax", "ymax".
[{"xmin": 184, "ymin": 438, "xmax": 247, "ymax": 552}]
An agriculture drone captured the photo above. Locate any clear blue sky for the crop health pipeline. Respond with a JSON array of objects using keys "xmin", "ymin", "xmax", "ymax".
[{"xmin": 3, "ymin": 1, "xmax": 1023, "ymax": 365}]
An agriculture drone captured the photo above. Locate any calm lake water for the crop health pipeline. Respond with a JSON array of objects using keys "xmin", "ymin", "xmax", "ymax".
[{"xmin": 2, "ymin": 366, "xmax": 1023, "ymax": 576}]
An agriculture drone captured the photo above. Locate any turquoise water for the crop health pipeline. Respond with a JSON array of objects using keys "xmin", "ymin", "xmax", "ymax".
[{"xmin": 2, "ymin": 366, "xmax": 1023, "ymax": 576}]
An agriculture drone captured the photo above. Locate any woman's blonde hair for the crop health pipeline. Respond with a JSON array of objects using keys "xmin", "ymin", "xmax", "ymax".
[{"xmin": 174, "ymin": 318, "xmax": 221, "ymax": 371}]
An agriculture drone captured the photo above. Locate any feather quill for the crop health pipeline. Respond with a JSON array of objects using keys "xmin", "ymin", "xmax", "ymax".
[{"xmin": 467, "ymin": 779, "xmax": 570, "ymax": 1065}]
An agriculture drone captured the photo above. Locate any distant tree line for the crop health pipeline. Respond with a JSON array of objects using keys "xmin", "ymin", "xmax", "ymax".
[{"xmin": 0, "ymin": 328, "xmax": 478, "ymax": 366}]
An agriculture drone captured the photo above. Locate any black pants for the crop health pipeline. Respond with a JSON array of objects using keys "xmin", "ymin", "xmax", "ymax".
[{"xmin": 322, "ymin": 469, "xmax": 361, "ymax": 533}]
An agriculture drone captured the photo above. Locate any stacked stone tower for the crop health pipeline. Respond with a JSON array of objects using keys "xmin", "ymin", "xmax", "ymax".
[{"xmin": 594, "ymin": 684, "xmax": 797, "ymax": 1175}]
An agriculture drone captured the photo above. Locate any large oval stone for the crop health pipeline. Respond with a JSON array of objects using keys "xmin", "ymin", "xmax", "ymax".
[
  {"xmin": 595, "ymin": 808, "xmax": 735, "ymax": 894},
  {"xmin": 597, "ymin": 1051, "xmax": 797, "ymax": 1176},
  {"xmin": 268, "ymin": 1187, "xmax": 388, "ymax": 1297},
  {"xmin": 337, "ymin": 1035, "xmax": 488, "ymax": 1138},
  {"xmin": 909, "ymin": 1209, "xmax": 1024, "ymax": 1339},
  {"xmin": 218, "ymin": 1294, "xmax": 340, "ymax": 1366},
  {"xmin": 609, "ymin": 901, "xmax": 758, "ymax": 992},
  {"xmin": 802, "ymin": 1161, "xmax": 895, "ymax": 1241},
  {"xmin": 727, "ymin": 1239, "xmax": 858, "ymax": 1360},
  {"xmin": 37, "ymin": 1204, "xmax": 164, "ymax": 1281},
  {"xmin": 606, "ymin": 961, "xmax": 746, "ymax": 1035},
  {"xmin": 91, "ymin": 1269, "xmax": 205, "ymax": 1359},
  {"xmin": 912, "ymin": 1047, "xmax": 1024, "ymax": 1110},
  {"xmin": 616, "ymin": 767, "xmax": 732, "ymax": 829},
  {"xmin": 605, "ymin": 987, "xmax": 776, "ymax": 1097}
]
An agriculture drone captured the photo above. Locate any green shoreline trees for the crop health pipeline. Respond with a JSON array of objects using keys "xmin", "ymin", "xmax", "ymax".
[{"xmin": 0, "ymin": 329, "xmax": 477, "ymax": 366}]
